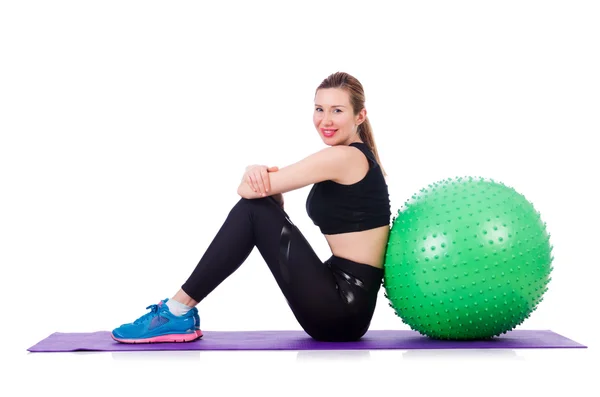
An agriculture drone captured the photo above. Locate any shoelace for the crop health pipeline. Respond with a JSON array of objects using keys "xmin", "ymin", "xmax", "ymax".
[{"xmin": 133, "ymin": 304, "xmax": 162, "ymax": 325}]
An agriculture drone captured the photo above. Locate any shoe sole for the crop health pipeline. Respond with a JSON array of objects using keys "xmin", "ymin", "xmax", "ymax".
[{"xmin": 111, "ymin": 330, "xmax": 204, "ymax": 344}]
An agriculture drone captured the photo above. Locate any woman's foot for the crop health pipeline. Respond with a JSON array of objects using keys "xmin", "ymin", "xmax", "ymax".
[{"xmin": 111, "ymin": 298, "xmax": 203, "ymax": 343}]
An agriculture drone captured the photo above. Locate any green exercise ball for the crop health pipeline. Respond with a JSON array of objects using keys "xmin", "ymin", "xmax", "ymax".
[{"xmin": 383, "ymin": 176, "xmax": 553, "ymax": 340}]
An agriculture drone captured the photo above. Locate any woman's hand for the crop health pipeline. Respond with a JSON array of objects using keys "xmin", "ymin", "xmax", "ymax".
[{"xmin": 243, "ymin": 164, "xmax": 279, "ymax": 196}]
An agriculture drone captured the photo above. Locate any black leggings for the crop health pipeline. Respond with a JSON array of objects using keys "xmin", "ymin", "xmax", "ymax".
[{"xmin": 181, "ymin": 196, "xmax": 384, "ymax": 342}]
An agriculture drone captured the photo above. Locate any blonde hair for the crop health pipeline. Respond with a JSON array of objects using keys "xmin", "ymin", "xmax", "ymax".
[{"xmin": 315, "ymin": 72, "xmax": 387, "ymax": 176}]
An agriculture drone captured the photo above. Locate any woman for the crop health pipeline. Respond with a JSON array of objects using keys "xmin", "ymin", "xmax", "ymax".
[{"xmin": 112, "ymin": 71, "xmax": 391, "ymax": 343}]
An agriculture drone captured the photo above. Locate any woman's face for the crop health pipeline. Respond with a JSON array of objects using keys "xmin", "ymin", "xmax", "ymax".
[{"xmin": 313, "ymin": 88, "xmax": 365, "ymax": 146}]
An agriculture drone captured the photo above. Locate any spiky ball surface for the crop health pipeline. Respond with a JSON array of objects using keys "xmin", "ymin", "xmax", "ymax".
[{"xmin": 383, "ymin": 177, "xmax": 553, "ymax": 340}]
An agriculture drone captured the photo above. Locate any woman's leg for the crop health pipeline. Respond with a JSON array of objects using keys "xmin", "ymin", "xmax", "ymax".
[
  {"xmin": 180, "ymin": 196, "xmax": 381, "ymax": 341},
  {"xmin": 112, "ymin": 196, "xmax": 382, "ymax": 343},
  {"xmin": 180, "ymin": 198, "xmax": 338, "ymax": 326}
]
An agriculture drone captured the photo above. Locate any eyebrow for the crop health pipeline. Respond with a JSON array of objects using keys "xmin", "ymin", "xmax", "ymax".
[{"xmin": 314, "ymin": 104, "xmax": 346, "ymax": 108}]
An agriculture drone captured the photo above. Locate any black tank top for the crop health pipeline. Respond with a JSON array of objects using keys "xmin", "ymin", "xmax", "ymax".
[{"xmin": 306, "ymin": 142, "xmax": 391, "ymax": 235}]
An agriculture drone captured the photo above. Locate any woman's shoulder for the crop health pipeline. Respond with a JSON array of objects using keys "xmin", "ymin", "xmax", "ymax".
[
  {"xmin": 347, "ymin": 142, "xmax": 375, "ymax": 168},
  {"xmin": 308, "ymin": 143, "xmax": 364, "ymax": 161},
  {"xmin": 303, "ymin": 143, "xmax": 369, "ymax": 174}
]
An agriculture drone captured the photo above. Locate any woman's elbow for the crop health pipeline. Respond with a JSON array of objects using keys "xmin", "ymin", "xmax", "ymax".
[
  {"xmin": 237, "ymin": 184, "xmax": 248, "ymax": 199},
  {"xmin": 237, "ymin": 183, "xmax": 258, "ymax": 199}
]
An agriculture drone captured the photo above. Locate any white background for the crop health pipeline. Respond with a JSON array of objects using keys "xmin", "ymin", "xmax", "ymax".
[{"xmin": 1, "ymin": 1, "xmax": 599, "ymax": 396}]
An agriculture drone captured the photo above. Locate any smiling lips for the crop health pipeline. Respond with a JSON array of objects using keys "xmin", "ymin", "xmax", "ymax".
[{"xmin": 321, "ymin": 128, "xmax": 337, "ymax": 137}]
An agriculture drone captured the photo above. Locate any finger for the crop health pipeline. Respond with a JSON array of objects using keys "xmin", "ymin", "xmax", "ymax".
[
  {"xmin": 261, "ymin": 169, "xmax": 270, "ymax": 193},
  {"xmin": 252, "ymin": 174, "xmax": 261, "ymax": 193},
  {"xmin": 248, "ymin": 175, "xmax": 257, "ymax": 192},
  {"xmin": 252, "ymin": 172, "xmax": 262, "ymax": 194},
  {"xmin": 255, "ymin": 171, "xmax": 266, "ymax": 195}
]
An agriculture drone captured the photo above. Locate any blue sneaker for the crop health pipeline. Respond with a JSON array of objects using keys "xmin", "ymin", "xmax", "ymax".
[
  {"xmin": 192, "ymin": 308, "xmax": 202, "ymax": 333},
  {"xmin": 111, "ymin": 298, "xmax": 203, "ymax": 343}
]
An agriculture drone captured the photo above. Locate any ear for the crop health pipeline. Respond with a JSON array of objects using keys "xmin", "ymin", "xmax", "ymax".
[{"xmin": 356, "ymin": 107, "xmax": 367, "ymax": 126}]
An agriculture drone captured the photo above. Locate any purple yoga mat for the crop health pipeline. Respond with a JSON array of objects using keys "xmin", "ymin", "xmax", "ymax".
[{"xmin": 27, "ymin": 329, "xmax": 586, "ymax": 352}]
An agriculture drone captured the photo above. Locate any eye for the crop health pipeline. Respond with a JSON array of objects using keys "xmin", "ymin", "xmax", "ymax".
[{"xmin": 314, "ymin": 108, "xmax": 342, "ymax": 113}]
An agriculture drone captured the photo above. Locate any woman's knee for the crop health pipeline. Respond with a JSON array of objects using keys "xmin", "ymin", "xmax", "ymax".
[
  {"xmin": 234, "ymin": 197, "xmax": 278, "ymax": 210},
  {"xmin": 233, "ymin": 197, "xmax": 288, "ymax": 221},
  {"xmin": 230, "ymin": 197, "xmax": 267, "ymax": 214}
]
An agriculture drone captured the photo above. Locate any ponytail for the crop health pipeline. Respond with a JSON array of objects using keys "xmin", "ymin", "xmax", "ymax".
[{"xmin": 358, "ymin": 117, "xmax": 386, "ymax": 177}]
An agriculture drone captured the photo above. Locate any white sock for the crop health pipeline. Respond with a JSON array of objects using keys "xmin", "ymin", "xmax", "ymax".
[{"xmin": 166, "ymin": 299, "xmax": 193, "ymax": 316}]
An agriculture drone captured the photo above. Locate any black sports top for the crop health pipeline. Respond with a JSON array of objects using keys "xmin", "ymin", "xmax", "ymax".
[{"xmin": 306, "ymin": 142, "xmax": 391, "ymax": 235}]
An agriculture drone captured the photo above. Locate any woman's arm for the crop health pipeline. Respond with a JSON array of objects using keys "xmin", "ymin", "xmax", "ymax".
[{"xmin": 237, "ymin": 145, "xmax": 355, "ymax": 199}]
